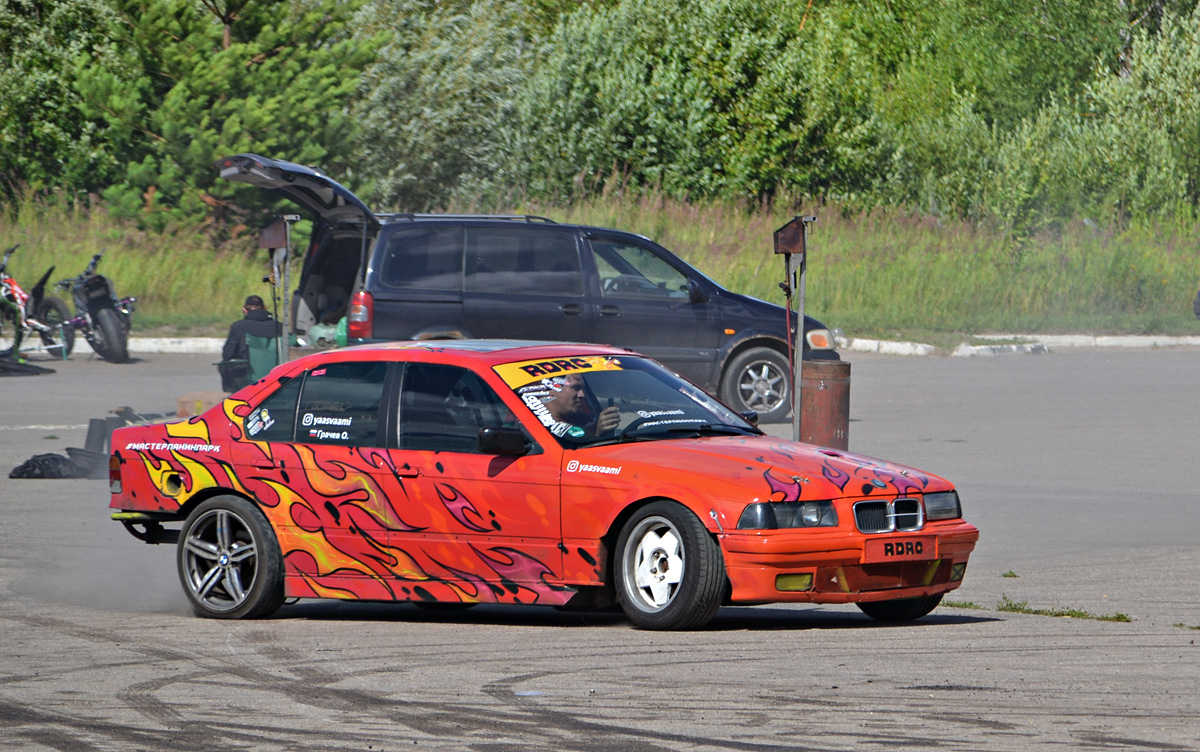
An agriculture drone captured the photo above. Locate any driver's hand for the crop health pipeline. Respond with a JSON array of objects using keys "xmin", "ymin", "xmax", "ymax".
[{"xmin": 596, "ymin": 405, "xmax": 620, "ymax": 436}]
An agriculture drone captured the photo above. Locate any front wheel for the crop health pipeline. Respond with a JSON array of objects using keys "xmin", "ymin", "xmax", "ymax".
[
  {"xmin": 720, "ymin": 347, "xmax": 790, "ymax": 423},
  {"xmin": 91, "ymin": 307, "xmax": 129, "ymax": 362},
  {"xmin": 856, "ymin": 593, "xmax": 943, "ymax": 622},
  {"xmin": 0, "ymin": 303, "xmax": 17, "ymax": 355},
  {"xmin": 35, "ymin": 296, "xmax": 74, "ymax": 357},
  {"xmin": 177, "ymin": 495, "xmax": 285, "ymax": 619},
  {"xmin": 614, "ymin": 501, "xmax": 725, "ymax": 630}
]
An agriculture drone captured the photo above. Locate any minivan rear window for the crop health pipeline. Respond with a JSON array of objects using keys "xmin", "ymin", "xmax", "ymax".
[
  {"xmin": 465, "ymin": 227, "xmax": 582, "ymax": 295},
  {"xmin": 379, "ymin": 226, "xmax": 464, "ymax": 291}
]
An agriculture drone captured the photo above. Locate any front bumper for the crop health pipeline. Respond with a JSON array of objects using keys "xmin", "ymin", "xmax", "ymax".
[{"xmin": 720, "ymin": 521, "xmax": 979, "ymax": 604}]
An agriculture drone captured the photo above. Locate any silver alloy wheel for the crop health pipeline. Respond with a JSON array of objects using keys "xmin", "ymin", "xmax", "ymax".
[
  {"xmin": 622, "ymin": 515, "xmax": 685, "ymax": 611},
  {"xmin": 181, "ymin": 507, "xmax": 261, "ymax": 614},
  {"xmin": 736, "ymin": 359, "xmax": 788, "ymax": 413}
]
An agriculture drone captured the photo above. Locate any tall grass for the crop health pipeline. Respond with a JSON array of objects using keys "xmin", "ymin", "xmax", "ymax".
[
  {"xmin": 3, "ymin": 192, "xmax": 1199, "ymax": 339},
  {"xmin": 535, "ymin": 194, "xmax": 1200, "ymax": 338},
  {"xmin": 0, "ymin": 195, "xmax": 281, "ymax": 334}
]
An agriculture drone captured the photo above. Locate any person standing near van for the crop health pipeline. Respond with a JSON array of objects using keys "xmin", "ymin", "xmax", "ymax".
[{"xmin": 218, "ymin": 295, "xmax": 281, "ymax": 391}]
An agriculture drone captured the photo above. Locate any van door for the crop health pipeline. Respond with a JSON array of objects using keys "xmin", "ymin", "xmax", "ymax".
[
  {"xmin": 460, "ymin": 225, "xmax": 593, "ymax": 343},
  {"xmin": 585, "ymin": 232, "xmax": 720, "ymax": 385},
  {"xmin": 369, "ymin": 224, "xmax": 466, "ymax": 340}
]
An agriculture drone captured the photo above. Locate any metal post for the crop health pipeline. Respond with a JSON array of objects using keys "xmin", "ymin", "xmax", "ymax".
[
  {"xmin": 790, "ymin": 251, "xmax": 805, "ymax": 442},
  {"xmin": 773, "ymin": 215, "xmax": 815, "ymax": 442},
  {"xmin": 282, "ymin": 214, "xmax": 300, "ymax": 362}
]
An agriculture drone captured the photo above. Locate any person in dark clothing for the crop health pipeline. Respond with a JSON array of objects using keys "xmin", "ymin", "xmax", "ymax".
[{"xmin": 218, "ymin": 295, "xmax": 282, "ymax": 391}]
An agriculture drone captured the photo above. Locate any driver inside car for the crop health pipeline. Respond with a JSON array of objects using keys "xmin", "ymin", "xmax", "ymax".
[{"xmin": 544, "ymin": 373, "xmax": 620, "ymax": 438}]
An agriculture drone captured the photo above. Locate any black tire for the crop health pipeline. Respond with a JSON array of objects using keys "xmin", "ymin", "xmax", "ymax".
[
  {"xmin": 856, "ymin": 593, "xmax": 944, "ymax": 622},
  {"xmin": 614, "ymin": 500, "xmax": 725, "ymax": 630},
  {"xmin": 177, "ymin": 495, "xmax": 285, "ymax": 619},
  {"xmin": 91, "ymin": 307, "xmax": 129, "ymax": 362},
  {"xmin": 35, "ymin": 296, "xmax": 74, "ymax": 357},
  {"xmin": 0, "ymin": 304, "xmax": 17, "ymax": 355},
  {"xmin": 720, "ymin": 346, "xmax": 790, "ymax": 423}
]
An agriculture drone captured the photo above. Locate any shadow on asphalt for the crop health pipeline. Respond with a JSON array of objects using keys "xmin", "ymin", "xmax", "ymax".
[{"xmin": 266, "ymin": 599, "xmax": 999, "ymax": 631}]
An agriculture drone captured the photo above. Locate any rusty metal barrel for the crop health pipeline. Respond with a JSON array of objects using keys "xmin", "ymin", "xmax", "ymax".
[{"xmin": 799, "ymin": 360, "xmax": 850, "ymax": 449}]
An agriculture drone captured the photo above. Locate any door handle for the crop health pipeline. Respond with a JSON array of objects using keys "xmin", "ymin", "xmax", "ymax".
[
  {"xmin": 252, "ymin": 459, "xmax": 278, "ymax": 470},
  {"xmin": 396, "ymin": 467, "xmax": 421, "ymax": 478},
  {"xmin": 561, "ymin": 303, "xmax": 583, "ymax": 316},
  {"xmin": 599, "ymin": 305, "xmax": 621, "ymax": 317}
]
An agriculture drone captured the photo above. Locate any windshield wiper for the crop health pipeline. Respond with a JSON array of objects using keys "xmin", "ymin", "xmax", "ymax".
[{"xmin": 664, "ymin": 422, "xmax": 761, "ymax": 437}]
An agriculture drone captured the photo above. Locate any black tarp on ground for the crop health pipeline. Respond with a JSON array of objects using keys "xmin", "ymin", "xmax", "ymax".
[{"xmin": 0, "ymin": 357, "xmax": 55, "ymax": 376}]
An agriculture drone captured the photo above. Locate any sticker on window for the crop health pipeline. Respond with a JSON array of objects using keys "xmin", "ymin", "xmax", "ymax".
[{"xmin": 246, "ymin": 408, "xmax": 275, "ymax": 437}]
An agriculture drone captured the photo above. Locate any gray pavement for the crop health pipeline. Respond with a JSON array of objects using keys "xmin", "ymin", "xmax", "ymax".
[{"xmin": 0, "ymin": 346, "xmax": 1197, "ymax": 750}]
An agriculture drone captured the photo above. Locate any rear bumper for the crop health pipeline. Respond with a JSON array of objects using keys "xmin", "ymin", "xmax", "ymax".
[{"xmin": 720, "ymin": 522, "xmax": 978, "ymax": 604}]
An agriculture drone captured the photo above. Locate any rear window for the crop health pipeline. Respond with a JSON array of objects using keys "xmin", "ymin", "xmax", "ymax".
[{"xmin": 378, "ymin": 226, "xmax": 463, "ymax": 291}]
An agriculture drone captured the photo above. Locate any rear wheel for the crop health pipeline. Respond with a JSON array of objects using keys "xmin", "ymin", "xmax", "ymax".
[
  {"xmin": 177, "ymin": 495, "xmax": 285, "ymax": 619},
  {"xmin": 91, "ymin": 307, "xmax": 129, "ymax": 362},
  {"xmin": 856, "ymin": 593, "xmax": 944, "ymax": 622},
  {"xmin": 720, "ymin": 346, "xmax": 790, "ymax": 423},
  {"xmin": 614, "ymin": 501, "xmax": 725, "ymax": 630},
  {"xmin": 35, "ymin": 297, "xmax": 74, "ymax": 357}
]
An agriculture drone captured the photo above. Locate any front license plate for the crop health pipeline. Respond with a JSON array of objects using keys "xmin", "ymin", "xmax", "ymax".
[{"xmin": 863, "ymin": 536, "xmax": 937, "ymax": 563}]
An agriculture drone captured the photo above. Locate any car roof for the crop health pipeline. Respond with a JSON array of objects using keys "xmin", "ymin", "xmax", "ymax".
[{"xmin": 285, "ymin": 340, "xmax": 636, "ymax": 369}]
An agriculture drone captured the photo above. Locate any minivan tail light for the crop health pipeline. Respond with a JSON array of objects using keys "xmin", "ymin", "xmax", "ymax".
[{"xmin": 348, "ymin": 290, "xmax": 373, "ymax": 340}]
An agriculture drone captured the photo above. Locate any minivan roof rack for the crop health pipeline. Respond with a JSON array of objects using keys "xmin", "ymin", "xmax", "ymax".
[{"xmin": 377, "ymin": 213, "xmax": 558, "ymax": 224}]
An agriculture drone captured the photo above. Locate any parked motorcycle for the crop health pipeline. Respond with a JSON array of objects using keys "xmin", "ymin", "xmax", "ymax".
[
  {"xmin": 0, "ymin": 244, "xmax": 74, "ymax": 358},
  {"xmin": 57, "ymin": 251, "xmax": 136, "ymax": 363}
]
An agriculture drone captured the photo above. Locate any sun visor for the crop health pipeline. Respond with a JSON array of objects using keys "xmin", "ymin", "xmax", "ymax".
[{"xmin": 215, "ymin": 153, "xmax": 379, "ymax": 230}]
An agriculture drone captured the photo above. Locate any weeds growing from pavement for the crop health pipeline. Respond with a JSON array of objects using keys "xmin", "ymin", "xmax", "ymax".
[{"xmin": 997, "ymin": 594, "xmax": 1131, "ymax": 622}]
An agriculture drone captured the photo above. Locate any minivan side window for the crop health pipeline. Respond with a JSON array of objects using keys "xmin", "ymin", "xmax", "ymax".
[
  {"xmin": 592, "ymin": 239, "xmax": 690, "ymax": 299},
  {"xmin": 464, "ymin": 227, "xmax": 582, "ymax": 295},
  {"xmin": 378, "ymin": 226, "xmax": 463, "ymax": 291},
  {"xmin": 399, "ymin": 364, "xmax": 519, "ymax": 453},
  {"xmin": 295, "ymin": 361, "xmax": 388, "ymax": 446}
]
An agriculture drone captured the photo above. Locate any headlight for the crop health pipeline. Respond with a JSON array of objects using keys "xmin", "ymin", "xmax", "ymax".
[
  {"xmin": 806, "ymin": 328, "xmax": 835, "ymax": 350},
  {"xmin": 738, "ymin": 500, "xmax": 838, "ymax": 529},
  {"xmin": 924, "ymin": 491, "xmax": 961, "ymax": 520}
]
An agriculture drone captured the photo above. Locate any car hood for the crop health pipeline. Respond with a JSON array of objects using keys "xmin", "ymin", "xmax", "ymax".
[
  {"xmin": 215, "ymin": 153, "xmax": 378, "ymax": 231},
  {"xmin": 570, "ymin": 435, "xmax": 951, "ymax": 504}
]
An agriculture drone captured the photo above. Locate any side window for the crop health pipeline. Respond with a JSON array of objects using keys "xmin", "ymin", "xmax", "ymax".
[
  {"xmin": 399, "ymin": 364, "xmax": 518, "ymax": 453},
  {"xmin": 592, "ymin": 239, "xmax": 690, "ymax": 299},
  {"xmin": 464, "ymin": 227, "xmax": 582, "ymax": 295},
  {"xmin": 296, "ymin": 361, "xmax": 388, "ymax": 447},
  {"xmin": 378, "ymin": 226, "xmax": 463, "ymax": 291},
  {"xmin": 245, "ymin": 377, "xmax": 303, "ymax": 443}
]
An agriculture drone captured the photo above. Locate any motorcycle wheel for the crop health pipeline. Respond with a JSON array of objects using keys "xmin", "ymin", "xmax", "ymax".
[
  {"xmin": 36, "ymin": 297, "xmax": 74, "ymax": 357},
  {"xmin": 0, "ymin": 304, "xmax": 18, "ymax": 356},
  {"xmin": 92, "ymin": 307, "xmax": 129, "ymax": 363}
]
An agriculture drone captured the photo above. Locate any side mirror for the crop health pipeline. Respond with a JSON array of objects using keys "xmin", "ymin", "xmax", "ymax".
[
  {"xmin": 739, "ymin": 410, "xmax": 759, "ymax": 426},
  {"xmin": 688, "ymin": 278, "xmax": 710, "ymax": 304},
  {"xmin": 478, "ymin": 426, "xmax": 529, "ymax": 456}
]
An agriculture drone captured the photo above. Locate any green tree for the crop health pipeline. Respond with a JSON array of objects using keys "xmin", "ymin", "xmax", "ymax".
[
  {"xmin": 74, "ymin": 0, "xmax": 376, "ymax": 230},
  {"xmin": 350, "ymin": 0, "xmax": 530, "ymax": 211},
  {"xmin": 0, "ymin": 0, "xmax": 127, "ymax": 203}
]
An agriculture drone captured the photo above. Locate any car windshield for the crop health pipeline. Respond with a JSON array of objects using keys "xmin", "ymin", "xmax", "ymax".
[{"xmin": 494, "ymin": 354, "xmax": 761, "ymax": 447}]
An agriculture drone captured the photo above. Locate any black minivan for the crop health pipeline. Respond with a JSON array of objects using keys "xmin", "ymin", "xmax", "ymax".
[{"xmin": 217, "ymin": 154, "xmax": 838, "ymax": 422}]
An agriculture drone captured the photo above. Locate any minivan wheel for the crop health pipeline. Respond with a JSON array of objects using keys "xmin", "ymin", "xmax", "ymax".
[{"xmin": 721, "ymin": 347, "xmax": 790, "ymax": 423}]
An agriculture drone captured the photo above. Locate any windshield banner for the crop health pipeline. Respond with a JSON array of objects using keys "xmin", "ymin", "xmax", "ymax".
[{"xmin": 493, "ymin": 356, "xmax": 624, "ymax": 389}]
